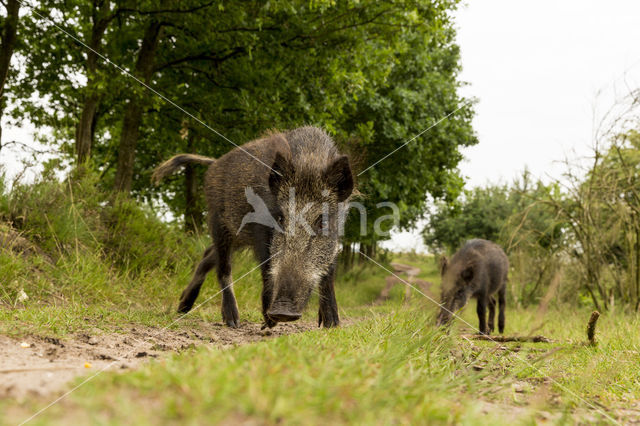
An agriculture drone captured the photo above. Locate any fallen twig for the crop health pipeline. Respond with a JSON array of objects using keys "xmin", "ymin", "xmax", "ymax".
[
  {"xmin": 587, "ymin": 310, "xmax": 600, "ymax": 346},
  {"xmin": 461, "ymin": 334, "xmax": 554, "ymax": 343}
]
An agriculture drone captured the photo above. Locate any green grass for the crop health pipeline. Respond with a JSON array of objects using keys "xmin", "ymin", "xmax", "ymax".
[
  {"xmin": 1, "ymin": 175, "xmax": 639, "ymax": 424},
  {"xmin": 7, "ymin": 304, "xmax": 635, "ymax": 424},
  {"xmin": 9, "ymin": 310, "xmax": 507, "ymax": 425}
]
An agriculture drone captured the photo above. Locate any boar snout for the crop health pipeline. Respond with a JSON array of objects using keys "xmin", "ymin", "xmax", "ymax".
[
  {"xmin": 267, "ymin": 300, "xmax": 302, "ymax": 322},
  {"xmin": 436, "ymin": 292, "xmax": 461, "ymax": 328},
  {"xmin": 267, "ymin": 303, "xmax": 302, "ymax": 322},
  {"xmin": 436, "ymin": 309, "xmax": 452, "ymax": 327}
]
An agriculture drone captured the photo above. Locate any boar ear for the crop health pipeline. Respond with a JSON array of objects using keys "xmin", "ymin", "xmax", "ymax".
[
  {"xmin": 325, "ymin": 155, "xmax": 354, "ymax": 202},
  {"xmin": 461, "ymin": 266, "xmax": 474, "ymax": 282},
  {"xmin": 438, "ymin": 256, "xmax": 448, "ymax": 275},
  {"xmin": 269, "ymin": 153, "xmax": 292, "ymax": 194}
]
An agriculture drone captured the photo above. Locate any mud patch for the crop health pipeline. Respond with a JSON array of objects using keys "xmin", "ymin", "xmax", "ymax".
[{"xmin": 0, "ymin": 321, "xmax": 315, "ymax": 399}]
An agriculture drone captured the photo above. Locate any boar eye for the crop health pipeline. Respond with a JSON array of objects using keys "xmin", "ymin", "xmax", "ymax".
[
  {"xmin": 274, "ymin": 211, "xmax": 284, "ymax": 226},
  {"xmin": 461, "ymin": 266, "xmax": 473, "ymax": 282},
  {"xmin": 313, "ymin": 215, "xmax": 327, "ymax": 234}
]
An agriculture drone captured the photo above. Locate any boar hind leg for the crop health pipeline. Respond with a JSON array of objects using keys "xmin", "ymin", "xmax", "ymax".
[
  {"xmin": 216, "ymin": 229, "xmax": 240, "ymax": 328},
  {"xmin": 498, "ymin": 287, "xmax": 506, "ymax": 334},
  {"xmin": 178, "ymin": 245, "xmax": 217, "ymax": 314},
  {"xmin": 487, "ymin": 296, "xmax": 496, "ymax": 333},
  {"xmin": 318, "ymin": 261, "xmax": 339, "ymax": 328},
  {"xmin": 476, "ymin": 294, "xmax": 488, "ymax": 335}
]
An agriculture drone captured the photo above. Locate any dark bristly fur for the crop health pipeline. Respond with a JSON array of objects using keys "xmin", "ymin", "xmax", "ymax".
[
  {"xmin": 436, "ymin": 239, "xmax": 508, "ymax": 334},
  {"xmin": 153, "ymin": 126, "xmax": 354, "ymax": 329}
]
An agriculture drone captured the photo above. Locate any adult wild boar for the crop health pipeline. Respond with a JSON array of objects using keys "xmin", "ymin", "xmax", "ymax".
[
  {"xmin": 152, "ymin": 126, "xmax": 354, "ymax": 328},
  {"xmin": 436, "ymin": 239, "xmax": 507, "ymax": 334}
]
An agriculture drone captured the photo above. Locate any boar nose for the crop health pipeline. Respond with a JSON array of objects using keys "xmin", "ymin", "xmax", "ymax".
[
  {"xmin": 267, "ymin": 300, "xmax": 302, "ymax": 322},
  {"xmin": 436, "ymin": 311, "xmax": 451, "ymax": 327}
]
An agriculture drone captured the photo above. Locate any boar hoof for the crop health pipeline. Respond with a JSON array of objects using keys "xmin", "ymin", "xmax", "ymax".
[
  {"xmin": 225, "ymin": 319, "xmax": 239, "ymax": 328},
  {"xmin": 261, "ymin": 316, "xmax": 277, "ymax": 329},
  {"xmin": 177, "ymin": 291, "xmax": 196, "ymax": 314},
  {"xmin": 223, "ymin": 316, "xmax": 239, "ymax": 328},
  {"xmin": 177, "ymin": 300, "xmax": 193, "ymax": 314},
  {"xmin": 318, "ymin": 310, "xmax": 339, "ymax": 328},
  {"xmin": 222, "ymin": 303, "xmax": 240, "ymax": 328}
]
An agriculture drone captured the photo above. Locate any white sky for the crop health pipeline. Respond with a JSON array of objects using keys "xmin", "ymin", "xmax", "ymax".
[
  {"xmin": 3, "ymin": 2, "xmax": 640, "ymax": 253},
  {"xmin": 385, "ymin": 0, "xmax": 640, "ymax": 252}
]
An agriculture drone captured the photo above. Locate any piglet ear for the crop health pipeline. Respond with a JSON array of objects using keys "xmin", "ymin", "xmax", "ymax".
[
  {"xmin": 439, "ymin": 256, "xmax": 449, "ymax": 275},
  {"xmin": 461, "ymin": 266, "xmax": 474, "ymax": 282},
  {"xmin": 325, "ymin": 155, "xmax": 354, "ymax": 202},
  {"xmin": 269, "ymin": 152, "xmax": 292, "ymax": 194}
]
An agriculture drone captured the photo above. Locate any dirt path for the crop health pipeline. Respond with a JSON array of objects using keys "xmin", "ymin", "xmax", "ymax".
[
  {"xmin": 375, "ymin": 262, "xmax": 435, "ymax": 303},
  {"xmin": 0, "ymin": 321, "xmax": 315, "ymax": 399}
]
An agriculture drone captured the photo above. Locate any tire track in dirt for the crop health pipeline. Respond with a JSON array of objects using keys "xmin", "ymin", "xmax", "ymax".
[{"xmin": 0, "ymin": 321, "xmax": 316, "ymax": 399}]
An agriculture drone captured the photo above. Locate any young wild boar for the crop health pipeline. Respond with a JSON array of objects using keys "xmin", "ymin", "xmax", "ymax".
[
  {"xmin": 436, "ymin": 239, "xmax": 508, "ymax": 334},
  {"xmin": 152, "ymin": 126, "xmax": 354, "ymax": 329}
]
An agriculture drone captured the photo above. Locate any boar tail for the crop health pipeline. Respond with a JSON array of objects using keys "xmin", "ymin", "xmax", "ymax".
[{"xmin": 152, "ymin": 154, "xmax": 216, "ymax": 185}]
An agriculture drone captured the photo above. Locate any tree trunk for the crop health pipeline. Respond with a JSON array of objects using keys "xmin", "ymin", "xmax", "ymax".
[
  {"xmin": 584, "ymin": 264, "xmax": 602, "ymax": 312},
  {"xmin": 114, "ymin": 101, "xmax": 144, "ymax": 191},
  {"xmin": 0, "ymin": 0, "xmax": 19, "ymax": 147},
  {"xmin": 113, "ymin": 21, "xmax": 163, "ymax": 193},
  {"xmin": 75, "ymin": 1, "xmax": 112, "ymax": 165},
  {"xmin": 76, "ymin": 95, "xmax": 99, "ymax": 163},
  {"xmin": 184, "ymin": 162, "xmax": 203, "ymax": 233},
  {"xmin": 341, "ymin": 243, "xmax": 352, "ymax": 269},
  {"xmin": 358, "ymin": 243, "xmax": 375, "ymax": 263},
  {"xmin": 635, "ymin": 226, "xmax": 640, "ymax": 311},
  {"xmin": 183, "ymin": 127, "xmax": 203, "ymax": 233}
]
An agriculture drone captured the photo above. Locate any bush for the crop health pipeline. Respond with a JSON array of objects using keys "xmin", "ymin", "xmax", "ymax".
[{"xmin": 0, "ymin": 169, "xmax": 204, "ymax": 273}]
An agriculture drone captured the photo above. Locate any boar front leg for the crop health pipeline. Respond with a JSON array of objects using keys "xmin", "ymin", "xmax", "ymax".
[
  {"xmin": 216, "ymin": 227, "xmax": 240, "ymax": 328},
  {"xmin": 476, "ymin": 293, "xmax": 488, "ymax": 335},
  {"xmin": 254, "ymin": 233, "xmax": 277, "ymax": 329},
  {"xmin": 259, "ymin": 262, "xmax": 277, "ymax": 329},
  {"xmin": 318, "ymin": 261, "xmax": 340, "ymax": 328}
]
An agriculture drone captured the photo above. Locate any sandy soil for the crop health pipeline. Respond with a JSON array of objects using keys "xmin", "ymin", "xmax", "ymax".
[{"xmin": 0, "ymin": 321, "xmax": 316, "ymax": 399}]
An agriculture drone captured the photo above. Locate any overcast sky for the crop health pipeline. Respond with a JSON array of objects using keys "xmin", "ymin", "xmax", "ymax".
[{"xmin": 385, "ymin": 0, "xmax": 640, "ymax": 252}]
